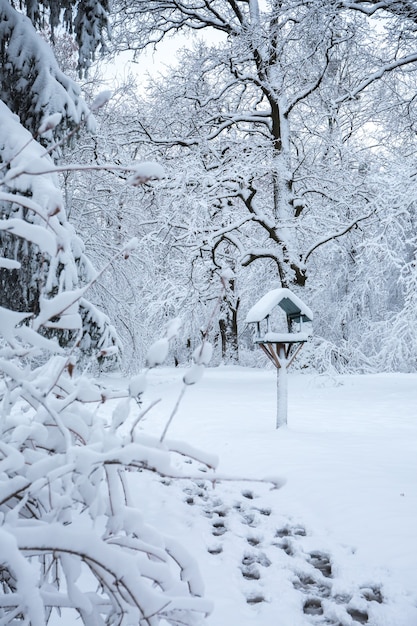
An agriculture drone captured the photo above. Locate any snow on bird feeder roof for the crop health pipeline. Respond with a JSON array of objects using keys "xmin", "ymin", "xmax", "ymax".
[
  {"xmin": 245, "ymin": 288, "xmax": 313, "ymax": 325},
  {"xmin": 245, "ymin": 288, "xmax": 313, "ymax": 346}
]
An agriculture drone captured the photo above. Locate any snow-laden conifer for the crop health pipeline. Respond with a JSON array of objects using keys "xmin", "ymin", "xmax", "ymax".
[{"xmin": 0, "ymin": 100, "xmax": 119, "ymax": 363}]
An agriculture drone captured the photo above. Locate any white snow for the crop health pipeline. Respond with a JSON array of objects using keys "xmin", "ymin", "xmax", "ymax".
[
  {"xmin": 123, "ymin": 237, "xmax": 139, "ymax": 252},
  {"xmin": 126, "ymin": 161, "xmax": 165, "ymax": 186},
  {"xmin": 262, "ymin": 331, "xmax": 310, "ymax": 342},
  {"xmin": 145, "ymin": 337, "xmax": 170, "ymax": 367},
  {"xmin": 38, "ymin": 113, "xmax": 62, "ymax": 135},
  {"xmin": 0, "ymin": 307, "xmax": 32, "ymax": 342},
  {"xmin": 118, "ymin": 367, "xmax": 417, "ymax": 626},
  {"xmin": 0, "ymin": 218, "xmax": 57, "ymax": 256},
  {"xmin": 183, "ymin": 363, "xmax": 205, "ymax": 385},
  {"xmin": 129, "ymin": 373, "xmax": 147, "ymax": 397},
  {"xmin": 165, "ymin": 317, "xmax": 182, "ymax": 340},
  {"xmin": 90, "ymin": 90, "xmax": 113, "ymax": 112},
  {"xmin": 245, "ymin": 288, "xmax": 314, "ymax": 323},
  {"xmin": 220, "ymin": 267, "xmax": 235, "ymax": 281},
  {"xmin": 0, "ymin": 258, "xmax": 20, "ymax": 269},
  {"xmin": 33, "ymin": 290, "xmax": 86, "ymax": 331},
  {"xmin": 1, "ymin": 359, "xmax": 416, "ymax": 624},
  {"xmin": 192, "ymin": 342, "xmax": 213, "ymax": 365}
]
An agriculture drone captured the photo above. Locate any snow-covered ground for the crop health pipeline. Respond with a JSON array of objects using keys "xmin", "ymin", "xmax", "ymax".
[{"xmin": 112, "ymin": 367, "xmax": 417, "ymax": 626}]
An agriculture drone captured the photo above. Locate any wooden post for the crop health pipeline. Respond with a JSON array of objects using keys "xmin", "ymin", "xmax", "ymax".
[{"xmin": 276, "ymin": 344, "xmax": 288, "ymax": 428}]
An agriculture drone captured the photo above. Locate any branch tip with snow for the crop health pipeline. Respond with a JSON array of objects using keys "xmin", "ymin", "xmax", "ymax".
[
  {"xmin": 90, "ymin": 90, "xmax": 113, "ymax": 112},
  {"xmin": 38, "ymin": 113, "xmax": 62, "ymax": 135},
  {"xmin": 127, "ymin": 162, "xmax": 165, "ymax": 186}
]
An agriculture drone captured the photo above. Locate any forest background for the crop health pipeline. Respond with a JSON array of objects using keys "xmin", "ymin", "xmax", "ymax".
[
  {"xmin": 3, "ymin": 0, "xmax": 417, "ymax": 376},
  {"xmin": 72, "ymin": 0, "xmax": 417, "ymax": 375}
]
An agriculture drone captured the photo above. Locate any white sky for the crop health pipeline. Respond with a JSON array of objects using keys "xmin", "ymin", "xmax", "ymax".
[{"xmin": 100, "ymin": 29, "xmax": 226, "ymax": 91}]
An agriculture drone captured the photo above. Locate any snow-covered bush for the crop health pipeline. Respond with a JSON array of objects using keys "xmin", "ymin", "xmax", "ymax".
[
  {"xmin": 0, "ymin": 8, "xmax": 222, "ymax": 620},
  {"xmin": 0, "ymin": 304, "xmax": 214, "ymax": 625},
  {"xmin": 0, "ymin": 143, "xmax": 214, "ymax": 623}
]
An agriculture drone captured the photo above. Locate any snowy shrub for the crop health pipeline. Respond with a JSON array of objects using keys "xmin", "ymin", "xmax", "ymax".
[
  {"xmin": 0, "ymin": 8, "xmax": 228, "ymax": 621},
  {"xmin": 293, "ymin": 335, "xmax": 372, "ymax": 375},
  {"xmin": 0, "ymin": 306, "xmax": 214, "ymax": 625},
  {"xmin": 0, "ymin": 122, "xmax": 216, "ymax": 621},
  {"xmin": 371, "ymin": 255, "xmax": 417, "ymax": 372}
]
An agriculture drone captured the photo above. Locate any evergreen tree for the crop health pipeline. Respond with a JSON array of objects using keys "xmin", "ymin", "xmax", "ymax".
[{"xmin": 0, "ymin": 0, "xmax": 118, "ymax": 365}]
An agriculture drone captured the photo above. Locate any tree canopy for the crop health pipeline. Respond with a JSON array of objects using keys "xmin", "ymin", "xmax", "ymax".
[{"xmin": 89, "ymin": 0, "xmax": 417, "ymax": 370}]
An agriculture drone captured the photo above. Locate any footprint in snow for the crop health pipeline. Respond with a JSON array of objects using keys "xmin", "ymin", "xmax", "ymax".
[
  {"xmin": 181, "ymin": 480, "xmax": 385, "ymax": 622},
  {"xmin": 293, "ymin": 575, "xmax": 331, "ymax": 598},
  {"xmin": 207, "ymin": 544, "xmax": 223, "ymax": 555},
  {"xmin": 275, "ymin": 524, "xmax": 307, "ymax": 538},
  {"xmin": 347, "ymin": 607, "xmax": 369, "ymax": 624},
  {"xmin": 273, "ymin": 536, "xmax": 295, "ymax": 556},
  {"xmin": 246, "ymin": 593, "xmax": 266, "ymax": 605},
  {"xmin": 308, "ymin": 551, "xmax": 333, "ymax": 578},
  {"xmin": 212, "ymin": 520, "xmax": 227, "ymax": 536},
  {"xmin": 303, "ymin": 597, "xmax": 324, "ymax": 616},
  {"xmin": 247, "ymin": 535, "xmax": 262, "ymax": 547},
  {"xmin": 241, "ymin": 489, "xmax": 257, "ymax": 500}
]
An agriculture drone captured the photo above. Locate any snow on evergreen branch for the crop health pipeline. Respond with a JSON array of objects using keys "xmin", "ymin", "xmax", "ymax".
[{"xmin": 0, "ymin": 1, "xmax": 92, "ymax": 140}]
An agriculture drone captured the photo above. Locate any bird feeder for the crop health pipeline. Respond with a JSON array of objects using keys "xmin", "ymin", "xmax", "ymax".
[{"xmin": 245, "ymin": 288, "xmax": 313, "ymax": 428}]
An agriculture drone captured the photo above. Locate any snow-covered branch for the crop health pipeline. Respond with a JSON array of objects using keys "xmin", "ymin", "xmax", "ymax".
[
  {"xmin": 303, "ymin": 208, "xmax": 377, "ymax": 263},
  {"xmin": 335, "ymin": 53, "xmax": 417, "ymax": 105}
]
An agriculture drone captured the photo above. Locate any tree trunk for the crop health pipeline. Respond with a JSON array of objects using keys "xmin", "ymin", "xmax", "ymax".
[{"xmin": 219, "ymin": 304, "xmax": 239, "ymax": 363}]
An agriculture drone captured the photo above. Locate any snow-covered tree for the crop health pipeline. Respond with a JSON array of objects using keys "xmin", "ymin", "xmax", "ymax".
[
  {"xmin": 0, "ymin": 1, "xmax": 119, "ymax": 363},
  {"xmin": 50, "ymin": 78, "xmax": 171, "ymax": 369},
  {"xmin": 0, "ymin": 1, "xmax": 111, "ymax": 134},
  {"xmin": 112, "ymin": 0, "xmax": 417, "ymax": 289},
  {"xmin": 0, "ymin": 98, "xmax": 122, "ymax": 362},
  {"xmin": 106, "ymin": 0, "xmax": 417, "ymax": 370}
]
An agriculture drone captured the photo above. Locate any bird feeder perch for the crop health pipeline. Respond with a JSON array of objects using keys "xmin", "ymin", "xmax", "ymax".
[{"xmin": 245, "ymin": 288, "xmax": 313, "ymax": 428}]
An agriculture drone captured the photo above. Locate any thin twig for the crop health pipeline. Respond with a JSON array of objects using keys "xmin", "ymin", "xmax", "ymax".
[
  {"xmin": 159, "ymin": 386, "xmax": 186, "ymax": 443},
  {"xmin": 159, "ymin": 275, "xmax": 229, "ymax": 442},
  {"xmin": 129, "ymin": 398, "xmax": 161, "ymax": 439}
]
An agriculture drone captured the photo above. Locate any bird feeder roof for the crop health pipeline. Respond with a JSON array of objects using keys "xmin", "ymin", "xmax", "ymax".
[{"xmin": 245, "ymin": 288, "xmax": 313, "ymax": 324}]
